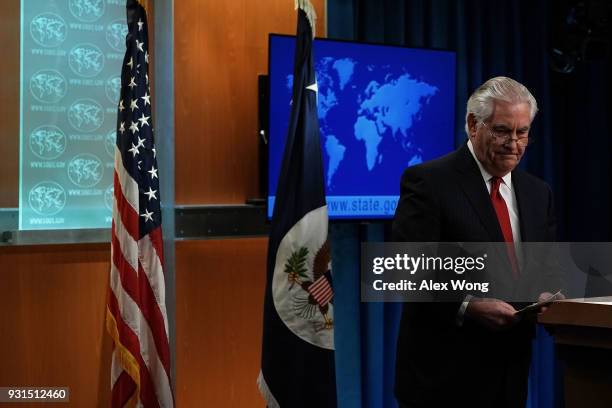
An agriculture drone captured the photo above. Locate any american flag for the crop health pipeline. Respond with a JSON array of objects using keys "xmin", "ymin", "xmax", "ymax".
[
  {"xmin": 105, "ymin": 1, "xmax": 173, "ymax": 407},
  {"xmin": 307, "ymin": 274, "xmax": 333, "ymax": 306}
]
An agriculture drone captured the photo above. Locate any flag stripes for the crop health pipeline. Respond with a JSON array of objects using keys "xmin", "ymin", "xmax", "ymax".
[
  {"xmin": 109, "ymin": 174, "xmax": 173, "ymax": 405},
  {"xmin": 111, "ymin": 371, "xmax": 137, "ymax": 408},
  {"xmin": 106, "ymin": 1, "xmax": 173, "ymax": 406},
  {"xmin": 108, "ymin": 253, "xmax": 172, "ymax": 406},
  {"xmin": 307, "ymin": 275, "xmax": 333, "ymax": 306},
  {"xmin": 114, "ymin": 146, "xmax": 140, "ymax": 214},
  {"xmin": 111, "ymin": 160, "xmax": 171, "ymax": 373},
  {"xmin": 107, "ymin": 290, "xmax": 160, "ymax": 408}
]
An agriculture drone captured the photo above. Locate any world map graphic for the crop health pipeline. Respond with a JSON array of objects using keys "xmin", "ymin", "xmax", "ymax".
[{"xmin": 286, "ymin": 57, "xmax": 439, "ymax": 194}]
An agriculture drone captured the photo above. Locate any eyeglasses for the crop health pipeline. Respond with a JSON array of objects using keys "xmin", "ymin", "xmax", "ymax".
[{"xmin": 480, "ymin": 122, "xmax": 533, "ymax": 147}]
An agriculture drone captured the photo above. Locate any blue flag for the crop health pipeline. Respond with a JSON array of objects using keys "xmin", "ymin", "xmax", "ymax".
[{"xmin": 258, "ymin": 1, "xmax": 336, "ymax": 407}]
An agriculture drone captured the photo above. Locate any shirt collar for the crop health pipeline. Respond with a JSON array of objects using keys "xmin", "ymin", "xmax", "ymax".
[{"xmin": 467, "ymin": 139, "xmax": 512, "ymax": 189}]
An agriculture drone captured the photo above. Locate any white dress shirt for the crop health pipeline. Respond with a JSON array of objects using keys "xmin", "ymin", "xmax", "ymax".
[
  {"xmin": 467, "ymin": 140, "xmax": 522, "ymax": 246},
  {"xmin": 456, "ymin": 140, "xmax": 523, "ymax": 325}
]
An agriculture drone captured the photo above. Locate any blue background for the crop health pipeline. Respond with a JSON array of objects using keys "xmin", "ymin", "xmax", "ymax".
[{"xmin": 268, "ymin": 35, "xmax": 456, "ymax": 219}]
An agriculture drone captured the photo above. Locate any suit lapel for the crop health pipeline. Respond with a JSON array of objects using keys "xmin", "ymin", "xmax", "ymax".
[{"xmin": 452, "ymin": 144, "xmax": 505, "ymax": 242}]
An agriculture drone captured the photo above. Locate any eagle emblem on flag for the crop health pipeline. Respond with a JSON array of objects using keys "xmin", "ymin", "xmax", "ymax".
[
  {"xmin": 284, "ymin": 239, "xmax": 333, "ymax": 331},
  {"xmin": 271, "ymin": 206, "xmax": 334, "ymax": 350}
]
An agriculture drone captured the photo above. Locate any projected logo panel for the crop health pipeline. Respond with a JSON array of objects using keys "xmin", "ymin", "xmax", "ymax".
[{"xmin": 20, "ymin": 0, "xmax": 127, "ymax": 230}]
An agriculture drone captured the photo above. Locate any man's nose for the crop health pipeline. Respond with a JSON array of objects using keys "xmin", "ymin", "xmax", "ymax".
[{"xmin": 501, "ymin": 138, "xmax": 521, "ymax": 152}]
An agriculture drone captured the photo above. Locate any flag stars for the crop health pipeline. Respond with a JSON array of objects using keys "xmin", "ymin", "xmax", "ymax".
[
  {"xmin": 144, "ymin": 187, "xmax": 158, "ymax": 201},
  {"xmin": 152, "ymin": 147, "xmax": 156, "ymax": 158},
  {"xmin": 118, "ymin": 99, "xmax": 125, "ymax": 112},
  {"xmin": 306, "ymin": 81, "xmax": 318, "ymax": 104},
  {"xmin": 144, "ymin": 51, "xmax": 149, "ymax": 64},
  {"xmin": 130, "ymin": 98, "xmax": 139, "ymax": 111},
  {"xmin": 127, "ymin": 57, "xmax": 133, "ymax": 69},
  {"xmin": 136, "ymin": 39, "xmax": 144, "ymax": 52},
  {"xmin": 137, "ymin": 160, "xmax": 142, "ymax": 170},
  {"xmin": 136, "ymin": 136, "xmax": 145, "ymax": 149},
  {"xmin": 128, "ymin": 143, "xmax": 140, "ymax": 157},
  {"xmin": 306, "ymin": 81, "xmax": 318, "ymax": 94},
  {"xmin": 138, "ymin": 113, "xmax": 150, "ymax": 127},
  {"xmin": 128, "ymin": 76, "xmax": 137, "ymax": 89},
  {"xmin": 129, "ymin": 121, "xmax": 139, "ymax": 134},
  {"xmin": 141, "ymin": 92, "xmax": 151, "ymax": 106},
  {"xmin": 119, "ymin": 121, "xmax": 125, "ymax": 134},
  {"xmin": 141, "ymin": 208, "xmax": 154, "ymax": 222},
  {"xmin": 137, "ymin": 18, "xmax": 144, "ymax": 31},
  {"xmin": 148, "ymin": 166, "xmax": 158, "ymax": 180}
]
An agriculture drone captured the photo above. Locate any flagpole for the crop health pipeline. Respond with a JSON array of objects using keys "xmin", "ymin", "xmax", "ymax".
[{"xmin": 259, "ymin": 0, "xmax": 336, "ymax": 406}]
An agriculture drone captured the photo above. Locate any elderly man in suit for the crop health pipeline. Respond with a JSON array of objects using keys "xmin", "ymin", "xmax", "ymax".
[{"xmin": 393, "ymin": 77, "xmax": 559, "ymax": 407}]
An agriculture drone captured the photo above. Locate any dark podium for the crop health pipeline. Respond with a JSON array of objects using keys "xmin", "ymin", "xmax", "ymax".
[{"xmin": 538, "ymin": 297, "xmax": 612, "ymax": 408}]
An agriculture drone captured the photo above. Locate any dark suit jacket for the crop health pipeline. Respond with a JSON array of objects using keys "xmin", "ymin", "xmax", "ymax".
[{"xmin": 392, "ymin": 143, "xmax": 557, "ymax": 407}]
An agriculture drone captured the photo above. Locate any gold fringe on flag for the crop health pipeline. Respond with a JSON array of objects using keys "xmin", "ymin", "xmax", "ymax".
[{"xmin": 106, "ymin": 307, "xmax": 142, "ymax": 408}]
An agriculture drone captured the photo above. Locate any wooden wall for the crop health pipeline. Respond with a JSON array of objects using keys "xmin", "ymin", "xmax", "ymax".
[
  {"xmin": 174, "ymin": 1, "xmax": 326, "ymax": 405},
  {"xmin": 175, "ymin": 239, "xmax": 268, "ymax": 407},
  {"xmin": 0, "ymin": 244, "xmax": 113, "ymax": 407},
  {"xmin": 0, "ymin": 0, "xmax": 326, "ymax": 406},
  {"xmin": 175, "ymin": 0, "xmax": 327, "ymax": 204}
]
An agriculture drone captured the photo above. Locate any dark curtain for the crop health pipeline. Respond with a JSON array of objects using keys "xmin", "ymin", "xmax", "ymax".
[
  {"xmin": 328, "ymin": 0, "xmax": 612, "ymax": 407},
  {"xmin": 328, "ymin": 0, "xmax": 612, "ymax": 241}
]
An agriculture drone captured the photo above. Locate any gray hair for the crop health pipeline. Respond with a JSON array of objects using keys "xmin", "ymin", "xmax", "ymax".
[{"xmin": 464, "ymin": 76, "xmax": 538, "ymax": 136}]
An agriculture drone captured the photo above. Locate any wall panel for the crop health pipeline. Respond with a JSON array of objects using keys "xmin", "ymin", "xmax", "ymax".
[
  {"xmin": 175, "ymin": 238, "xmax": 268, "ymax": 407},
  {"xmin": 0, "ymin": 244, "xmax": 112, "ymax": 406},
  {"xmin": 175, "ymin": 0, "xmax": 326, "ymax": 204}
]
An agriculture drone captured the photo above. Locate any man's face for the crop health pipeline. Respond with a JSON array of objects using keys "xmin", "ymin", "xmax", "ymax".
[{"xmin": 468, "ymin": 100, "xmax": 532, "ymax": 177}]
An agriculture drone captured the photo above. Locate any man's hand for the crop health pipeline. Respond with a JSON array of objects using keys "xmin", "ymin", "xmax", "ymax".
[
  {"xmin": 465, "ymin": 298, "xmax": 519, "ymax": 330},
  {"xmin": 537, "ymin": 291, "xmax": 566, "ymax": 314}
]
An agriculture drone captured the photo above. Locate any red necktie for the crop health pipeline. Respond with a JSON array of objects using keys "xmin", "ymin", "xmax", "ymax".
[{"xmin": 490, "ymin": 176, "xmax": 519, "ymax": 279}]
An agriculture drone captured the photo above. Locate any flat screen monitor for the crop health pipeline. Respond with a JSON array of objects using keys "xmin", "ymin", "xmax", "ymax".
[{"xmin": 268, "ymin": 34, "xmax": 456, "ymax": 220}]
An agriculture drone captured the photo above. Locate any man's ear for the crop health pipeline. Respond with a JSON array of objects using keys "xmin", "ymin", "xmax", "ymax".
[{"xmin": 467, "ymin": 114, "xmax": 478, "ymax": 138}]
